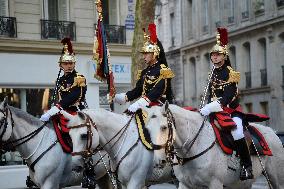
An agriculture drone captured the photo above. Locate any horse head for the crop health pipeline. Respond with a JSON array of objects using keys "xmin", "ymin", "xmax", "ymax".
[
  {"xmin": 0, "ymin": 97, "xmax": 13, "ymax": 142},
  {"xmin": 63, "ymin": 110, "xmax": 100, "ymax": 165},
  {"xmin": 143, "ymin": 101, "xmax": 176, "ymax": 166}
]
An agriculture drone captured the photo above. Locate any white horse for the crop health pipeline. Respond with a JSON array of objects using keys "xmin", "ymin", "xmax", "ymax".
[
  {"xmin": 0, "ymin": 98, "xmax": 112, "ymax": 189},
  {"xmin": 146, "ymin": 103, "xmax": 284, "ymax": 189},
  {"xmin": 63, "ymin": 108, "xmax": 176, "ymax": 189}
]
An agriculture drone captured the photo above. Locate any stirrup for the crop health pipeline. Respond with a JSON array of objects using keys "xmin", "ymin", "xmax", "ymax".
[{"xmin": 240, "ymin": 166, "xmax": 254, "ymax": 181}]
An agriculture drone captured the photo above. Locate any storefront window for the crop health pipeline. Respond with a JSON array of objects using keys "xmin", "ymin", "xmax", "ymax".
[{"xmin": 0, "ymin": 88, "xmax": 52, "ymax": 166}]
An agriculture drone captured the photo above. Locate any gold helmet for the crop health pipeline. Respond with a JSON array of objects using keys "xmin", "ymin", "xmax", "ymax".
[
  {"xmin": 140, "ymin": 23, "xmax": 160, "ymax": 58},
  {"xmin": 59, "ymin": 38, "xmax": 76, "ymax": 63},
  {"xmin": 210, "ymin": 28, "xmax": 229, "ymax": 57}
]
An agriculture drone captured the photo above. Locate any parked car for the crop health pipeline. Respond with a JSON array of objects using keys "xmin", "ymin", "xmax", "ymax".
[{"xmin": 276, "ymin": 132, "xmax": 284, "ymax": 147}]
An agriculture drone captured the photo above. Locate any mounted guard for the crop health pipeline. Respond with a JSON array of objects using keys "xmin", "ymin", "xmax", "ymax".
[
  {"xmin": 199, "ymin": 28, "xmax": 256, "ymax": 180},
  {"xmin": 114, "ymin": 23, "xmax": 175, "ymax": 113}
]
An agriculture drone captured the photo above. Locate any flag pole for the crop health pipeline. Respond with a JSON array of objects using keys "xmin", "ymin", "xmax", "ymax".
[{"xmin": 93, "ymin": 0, "xmax": 116, "ymax": 111}]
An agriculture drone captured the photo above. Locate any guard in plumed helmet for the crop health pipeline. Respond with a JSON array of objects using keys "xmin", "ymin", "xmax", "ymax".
[
  {"xmin": 40, "ymin": 37, "xmax": 87, "ymax": 121},
  {"xmin": 199, "ymin": 28, "xmax": 254, "ymax": 180},
  {"xmin": 113, "ymin": 23, "xmax": 174, "ymax": 113}
]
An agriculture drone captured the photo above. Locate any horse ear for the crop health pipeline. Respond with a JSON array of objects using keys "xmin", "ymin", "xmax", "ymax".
[
  {"xmin": 0, "ymin": 96, "xmax": 8, "ymax": 109},
  {"xmin": 165, "ymin": 100, "xmax": 169, "ymax": 111},
  {"xmin": 161, "ymin": 100, "xmax": 169, "ymax": 114},
  {"xmin": 60, "ymin": 110, "xmax": 74, "ymax": 121}
]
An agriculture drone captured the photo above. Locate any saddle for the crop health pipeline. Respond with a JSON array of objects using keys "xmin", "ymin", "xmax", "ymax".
[
  {"xmin": 52, "ymin": 112, "xmax": 76, "ymax": 153},
  {"xmin": 211, "ymin": 111, "xmax": 272, "ymax": 156},
  {"xmin": 183, "ymin": 107, "xmax": 272, "ymax": 156}
]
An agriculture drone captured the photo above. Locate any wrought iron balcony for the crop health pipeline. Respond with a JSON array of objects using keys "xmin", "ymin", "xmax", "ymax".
[
  {"xmin": 245, "ymin": 72, "xmax": 251, "ymax": 88},
  {"xmin": 41, "ymin": 19, "xmax": 76, "ymax": 41},
  {"xmin": 0, "ymin": 16, "xmax": 17, "ymax": 38},
  {"xmin": 96, "ymin": 24, "xmax": 126, "ymax": 44},
  {"xmin": 260, "ymin": 69, "xmax": 267, "ymax": 86}
]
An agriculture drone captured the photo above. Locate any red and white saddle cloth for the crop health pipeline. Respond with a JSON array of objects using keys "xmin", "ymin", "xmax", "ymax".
[
  {"xmin": 184, "ymin": 106, "xmax": 272, "ymax": 156},
  {"xmin": 51, "ymin": 111, "xmax": 77, "ymax": 153}
]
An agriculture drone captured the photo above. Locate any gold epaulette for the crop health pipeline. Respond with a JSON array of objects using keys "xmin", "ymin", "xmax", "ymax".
[
  {"xmin": 137, "ymin": 70, "xmax": 142, "ymax": 80},
  {"xmin": 74, "ymin": 74, "xmax": 86, "ymax": 87},
  {"xmin": 160, "ymin": 64, "xmax": 175, "ymax": 79},
  {"xmin": 227, "ymin": 66, "xmax": 240, "ymax": 83}
]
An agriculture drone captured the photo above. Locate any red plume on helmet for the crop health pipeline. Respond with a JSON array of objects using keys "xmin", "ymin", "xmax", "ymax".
[
  {"xmin": 61, "ymin": 37, "xmax": 74, "ymax": 55},
  {"xmin": 217, "ymin": 28, "xmax": 228, "ymax": 47},
  {"xmin": 148, "ymin": 23, "xmax": 157, "ymax": 44}
]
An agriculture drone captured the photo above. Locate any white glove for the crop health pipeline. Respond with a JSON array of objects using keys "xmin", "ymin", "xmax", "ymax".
[
  {"xmin": 199, "ymin": 101, "xmax": 223, "ymax": 116},
  {"xmin": 127, "ymin": 98, "xmax": 149, "ymax": 113},
  {"xmin": 114, "ymin": 93, "xmax": 127, "ymax": 105},
  {"xmin": 40, "ymin": 106, "xmax": 60, "ymax": 121}
]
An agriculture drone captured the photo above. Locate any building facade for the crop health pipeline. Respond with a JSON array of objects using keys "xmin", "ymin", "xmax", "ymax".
[
  {"xmin": 0, "ymin": 0, "xmax": 135, "ymax": 187},
  {"xmin": 156, "ymin": 0, "xmax": 284, "ymax": 132}
]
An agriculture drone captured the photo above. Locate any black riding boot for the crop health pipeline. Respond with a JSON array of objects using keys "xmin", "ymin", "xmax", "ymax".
[
  {"xmin": 81, "ymin": 157, "xmax": 97, "ymax": 189},
  {"xmin": 235, "ymin": 138, "xmax": 254, "ymax": 180}
]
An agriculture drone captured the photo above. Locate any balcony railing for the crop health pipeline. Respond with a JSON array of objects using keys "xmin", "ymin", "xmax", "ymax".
[
  {"xmin": 245, "ymin": 72, "xmax": 251, "ymax": 88},
  {"xmin": 95, "ymin": 24, "xmax": 126, "ymax": 44},
  {"xmin": 41, "ymin": 19, "xmax": 76, "ymax": 41},
  {"xmin": 0, "ymin": 16, "xmax": 17, "ymax": 38},
  {"xmin": 241, "ymin": 11, "xmax": 249, "ymax": 19},
  {"xmin": 260, "ymin": 69, "xmax": 267, "ymax": 86}
]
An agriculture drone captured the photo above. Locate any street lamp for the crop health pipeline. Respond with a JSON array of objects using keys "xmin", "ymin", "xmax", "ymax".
[{"xmin": 155, "ymin": 0, "xmax": 162, "ymax": 18}]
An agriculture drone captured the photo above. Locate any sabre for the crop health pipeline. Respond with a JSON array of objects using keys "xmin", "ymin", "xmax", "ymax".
[
  {"xmin": 51, "ymin": 68, "xmax": 62, "ymax": 106},
  {"xmin": 199, "ymin": 65, "xmax": 215, "ymax": 109},
  {"xmin": 244, "ymin": 125, "xmax": 273, "ymax": 189}
]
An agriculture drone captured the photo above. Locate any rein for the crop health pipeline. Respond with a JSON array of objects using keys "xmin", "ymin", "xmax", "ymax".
[{"xmin": 0, "ymin": 107, "xmax": 47, "ymax": 153}]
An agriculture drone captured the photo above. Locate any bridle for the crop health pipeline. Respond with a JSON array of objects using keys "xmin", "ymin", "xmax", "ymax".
[
  {"xmin": 0, "ymin": 107, "xmax": 15, "ymax": 152},
  {"xmin": 0, "ymin": 106, "xmax": 46, "ymax": 155},
  {"xmin": 69, "ymin": 113, "xmax": 97, "ymax": 157}
]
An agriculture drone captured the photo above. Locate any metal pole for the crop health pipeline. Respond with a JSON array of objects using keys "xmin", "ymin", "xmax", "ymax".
[
  {"xmin": 98, "ymin": 150, "xmax": 117, "ymax": 189},
  {"xmin": 244, "ymin": 125, "xmax": 273, "ymax": 189}
]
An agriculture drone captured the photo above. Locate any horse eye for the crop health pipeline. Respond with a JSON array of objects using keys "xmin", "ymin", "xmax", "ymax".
[
  {"xmin": 81, "ymin": 134, "xmax": 88, "ymax": 140},
  {"xmin": 151, "ymin": 114, "xmax": 157, "ymax": 118},
  {"xmin": 161, "ymin": 126, "xmax": 167, "ymax": 132}
]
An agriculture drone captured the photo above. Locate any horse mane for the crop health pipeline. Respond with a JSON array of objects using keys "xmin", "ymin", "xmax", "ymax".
[{"xmin": 9, "ymin": 106, "xmax": 43, "ymax": 126}]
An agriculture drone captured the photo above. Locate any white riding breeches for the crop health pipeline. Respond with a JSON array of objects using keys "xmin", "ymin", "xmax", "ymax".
[{"xmin": 231, "ymin": 117, "xmax": 245, "ymax": 140}]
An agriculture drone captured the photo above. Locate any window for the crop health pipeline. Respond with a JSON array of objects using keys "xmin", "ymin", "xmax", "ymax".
[
  {"xmin": 204, "ymin": 53, "xmax": 211, "ymax": 71},
  {"xmin": 0, "ymin": 0, "xmax": 8, "ymax": 16},
  {"xmin": 227, "ymin": 0, "xmax": 235, "ymax": 24},
  {"xmin": 187, "ymin": 0, "xmax": 193, "ymax": 38},
  {"xmin": 190, "ymin": 57, "xmax": 197, "ymax": 98},
  {"xmin": 203, "ymin": 0, "xmax": 209, "ymax": 33},
  {"xmin": 277, "ymin": 0, "xmax": 284, "ymax": 8},
  {"xmin": 241, "ymin": 0, "xmax": 250, "ymax": 19},
  {"xmin": 260, "ymin": 101, "xmax": 269, "ymax": 125},
  {"xmin": 43, "ymin": 0, "xmax": 69, "ymax": 21},
  {"xmin": 258, "ymin": 38, "xmax": 267, "ymax": 86},
  {"xmin": 244, "ymin": 103, "xmax": 252, "ymax": 113},
  {"xmin": 254, "ymin": 0, "xmax": 264, "ymax": 15},
  {"xmin": 243, "ymin": 42, "xmax": 251, "ymax": 88},
  {"xmin": 229, "ymin": 46, "xmax": 236, "ymax": 70},
  {"xmin": 170, "ymin": 13, "xmax": 175, "ymax": 46}
]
